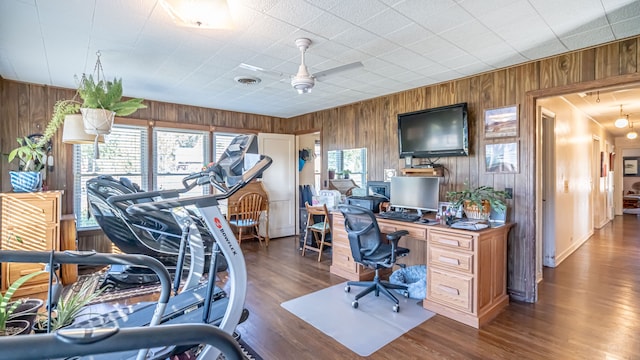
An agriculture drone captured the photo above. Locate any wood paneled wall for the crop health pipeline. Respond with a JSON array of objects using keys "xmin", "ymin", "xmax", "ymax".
[
  {"xmin": 283, "ymin": 36, "xmax": 640, "ymax": 302},
  {"xmin": 0, "ymin": 82, "xmax": 285, "ymax": 255},
  {"xmin": 2, "ymin": 36, "xmax": 639, "ymax": 302}
]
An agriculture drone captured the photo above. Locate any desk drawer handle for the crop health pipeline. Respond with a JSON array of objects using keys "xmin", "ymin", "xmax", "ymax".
[
  {"xmin": 438, "ymin": 239, "xmax": 459, "ymax": 247},
  {"xmin": 438, "ymin": 285, "xmax": 460, "ymax": 296},
  {"xmin": 438, "ymin": 256, "xmax": 460, "ymax": 265}
]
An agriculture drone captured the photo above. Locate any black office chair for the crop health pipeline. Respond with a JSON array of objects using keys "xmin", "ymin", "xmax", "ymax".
[{"xmin": 338, "ymin": 204, "xmax": 410, "ymax": 312}]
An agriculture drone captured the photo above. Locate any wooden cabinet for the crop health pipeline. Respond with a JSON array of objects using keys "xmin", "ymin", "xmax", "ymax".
[
  {"xmin": 0, "ymin": 191, "xmax": 62, "ymax": 297},
  {"xmin": 424, "ymin": 225, "xmax": 512, "ymax": 328}
]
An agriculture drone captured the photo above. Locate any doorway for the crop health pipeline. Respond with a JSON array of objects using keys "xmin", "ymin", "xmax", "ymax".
[{"xmin": 537, "ymin": 107, "xmax": 556, "ymax": 276}]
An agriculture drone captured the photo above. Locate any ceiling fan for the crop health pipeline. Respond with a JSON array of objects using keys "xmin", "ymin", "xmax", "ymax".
[{"xmin": 240, "ymin": 38, "xmax": 363, "ymax": 94}]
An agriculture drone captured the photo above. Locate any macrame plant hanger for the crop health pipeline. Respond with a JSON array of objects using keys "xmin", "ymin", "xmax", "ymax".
[{"xmin": 80, "ymin": 51, "xmax": 115, "ymax": 159}]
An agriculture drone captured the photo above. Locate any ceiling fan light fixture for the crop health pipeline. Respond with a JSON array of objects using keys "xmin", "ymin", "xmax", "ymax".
[
  {"xmin": 160, "ymin": 0, "xmax": 233, "ymax": 29},
  {"xmin": 292, "ymin": 76, "xmax": 314, "ymax": 94}
]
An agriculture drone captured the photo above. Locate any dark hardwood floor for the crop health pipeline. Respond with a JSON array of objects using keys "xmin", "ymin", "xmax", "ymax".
[{"xmin": 235, "ymin": 215, "xmax": 640, "ymax": 360}]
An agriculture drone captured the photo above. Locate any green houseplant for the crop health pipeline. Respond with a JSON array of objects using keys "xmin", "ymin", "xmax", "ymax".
[
  {"xmin": 7, "ymin": 74, "xmax": 146, "ymax": 191},
  {"xmin": 33, "ymin": 276, "xmax": 106, "ymax": 332},
  {"xmin": 446, "ymin": 185, "xmax": 508, "ymax": 220},
  {"xmin": 0, "ymin": 270, "xmax": 46, "ymax": 336}
]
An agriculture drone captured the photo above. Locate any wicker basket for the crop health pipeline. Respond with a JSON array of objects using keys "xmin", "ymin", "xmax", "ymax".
[{"xmin": 463, "ymin": 200, "xmax": 491, "ymax": 220}]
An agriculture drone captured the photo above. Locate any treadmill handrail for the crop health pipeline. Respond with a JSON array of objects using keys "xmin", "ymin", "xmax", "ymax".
[
  {"xmin": 0, "ymin": 250, "xmax": 172, "ymax": 306},
  {"xmin": 107, "ymin": 188, "xmax": 187, "ymax": 207},
  {"xmin": 127, "ymin": 155, "xmax": 272, "ymax": 215},
  {"xmin": 0, "ymin": 323, "xmax": 243, "ymax": 360}
]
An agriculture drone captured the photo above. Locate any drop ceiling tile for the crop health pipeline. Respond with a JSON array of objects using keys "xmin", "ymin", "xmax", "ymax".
[
  {"xmin": 605, "ymin": 0, "xmax": 640, "ymax": 22},
  {"xmin": 520, "ymin": 38, "xmax": 569, "ymax": 59},
  {"xmin": 266, "ymin": 0, "xmax": 325, "ymax": 27},
  {"xmin": 384, "ymin": 23, "xmax": 436, "ymax": 46},
  {"xmin": 395, "ymin": 0, "xmax": 474, "ymax": 34},
  {"xmin": 326, "ymin": 0, "xmax": 389, "ymax": 25},
  {"xmin": 302, "ymin": 11, "xmax": 354, "ymax": 39},
  {"xmin": 611, "ymin": 16, "xmax": 640, "ymax": 38},
  {"xmin": 560, "ymin": 26, "xmax": 615, "ymax": 50},
  {"xmin": 359, "ymin": 8, "xmax": 414, "ymax": 37}
]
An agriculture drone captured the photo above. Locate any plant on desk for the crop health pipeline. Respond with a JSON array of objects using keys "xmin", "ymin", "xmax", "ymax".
[{"xmin": 446, "ymin": 185, "xmax": 508, "ymax": 220}]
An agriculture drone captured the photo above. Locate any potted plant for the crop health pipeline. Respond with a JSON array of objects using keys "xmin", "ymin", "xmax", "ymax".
[
  {"xmin": 7, "ymin": 75, "xmax": 146, "ymax": 191},
  {"xmin": 33, "ymin": 277, "xmax": 106, "ymax": 333},
  {"xmin": 0, "ymin": 270, "xmax": 46, "ymax": 336},
  {"xmin": 6, "ymin": 100, "xmax": 77, "ymax": 192},
  {"xmin": 77, "ymin": 74, "xmax": 146, "ymax": 136},
  {"xmin": 446, "ymin": 185, "xmax": 508, "ymax": 220}
]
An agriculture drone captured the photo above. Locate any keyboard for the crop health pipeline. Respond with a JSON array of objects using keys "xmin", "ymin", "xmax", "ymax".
[{"xmin": 378, "ymin": 212, "xmax": 420, "ymax": 222}]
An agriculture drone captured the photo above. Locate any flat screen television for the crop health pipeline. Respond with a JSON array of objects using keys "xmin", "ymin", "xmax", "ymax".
[{"xmin": 397, "ymin": 102, "xmax": 469, "ymax": 158}]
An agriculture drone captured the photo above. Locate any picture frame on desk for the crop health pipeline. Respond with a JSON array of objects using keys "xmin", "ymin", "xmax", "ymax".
[{"xmin": 484, "ymin": 104, "xmax": 519, "ymax": 139}]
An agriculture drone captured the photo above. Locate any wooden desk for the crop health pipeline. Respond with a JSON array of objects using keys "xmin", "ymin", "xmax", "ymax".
[{"xmin": 330, "ymin": 212, "xmax": 513, "ymax": 328}]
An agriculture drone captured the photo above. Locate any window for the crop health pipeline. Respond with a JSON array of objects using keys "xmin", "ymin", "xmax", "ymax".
[
  {"xmin": 213, "ymin": 132, "xmax": 238, "ymax": 161},
  {"xmin": 73, "ymin": 125, "xmax": 148, "ymax": 229},
  {"xmin": 153, "ymin": 128, "xmax": 210, "ymax": 197},
  {"xmin": 74, "ymin": 124, "xmax": 247, "ymax": 230}
]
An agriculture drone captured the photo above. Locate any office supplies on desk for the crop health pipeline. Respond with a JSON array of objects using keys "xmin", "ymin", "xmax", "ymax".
[
  {"xmin": 450, "ymin": 220, "xmax": 489, "ymax": 230},
  {"xmin": 378, "ymin": 211, "xmax": 420, "ymax": 222}
]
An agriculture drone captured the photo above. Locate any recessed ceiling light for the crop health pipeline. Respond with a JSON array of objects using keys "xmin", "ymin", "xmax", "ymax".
[{"xmin": 234, "ymin": 76, "xmax": 261, "ymax": 86}]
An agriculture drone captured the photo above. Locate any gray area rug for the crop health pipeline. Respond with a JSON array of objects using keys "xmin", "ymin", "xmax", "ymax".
[{"xmin": 281, "ymin": 282, "xmax": 435, "ymax": 356}]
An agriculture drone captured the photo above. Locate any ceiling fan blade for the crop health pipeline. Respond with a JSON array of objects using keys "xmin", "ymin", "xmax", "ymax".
[
  {"xmin": 239, "ymin": 63, "xmax": 285, "ymax": 78},
  {"xmin": 313, "ymin": 61, "xmax": 363, "ymax": 80}
]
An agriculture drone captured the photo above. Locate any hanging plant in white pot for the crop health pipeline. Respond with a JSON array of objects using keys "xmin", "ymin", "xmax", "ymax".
[{"xmin": 77, "ymin": 52, "xmax": 146, "ymax": 140}]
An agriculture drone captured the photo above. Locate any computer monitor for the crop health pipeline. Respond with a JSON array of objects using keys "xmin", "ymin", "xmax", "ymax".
[
  {"xmin": 367, "ymin": 181, "xmax": 390, "ymax": 199},
  {"xmin": 390, "ymin": 176, "xmax": 439, "ymax": 214}
]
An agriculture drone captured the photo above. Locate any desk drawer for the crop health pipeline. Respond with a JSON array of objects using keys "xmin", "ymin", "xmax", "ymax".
[
  {"xmin": 429, "ymin": 230, "xmax": 473, "ymax": 251},
  {"xmin": 332, "ymin": 245, "xmax": 356, "ymax": 273},
  {"xmin": 429, "ymin": 247, "xmax": 473, "ymax": 273},
  {"xmin": 378, "ymin": 223, "xmax": 427, "ymax": 240},
  {"xmin": 428, "ymin": 268, "xmax": 473, "ymax": 313},
  {"xmin": 7, "ymin": 263, "xmax": 49, "ymax": 285}
]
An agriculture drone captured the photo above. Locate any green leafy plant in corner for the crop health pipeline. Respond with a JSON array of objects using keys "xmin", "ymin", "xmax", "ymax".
[
  {"xmin": 0, "ymin": 270, "xmax": 46, "ymax": 334},
  {"xmin": 446, "ymin": 185, "xmax": 508, "ymax": 214},
  {"xmin": 8, "ymin": 100, "xmax": 79, "ymax": 172},
  {"xmin": 36, "ymin": 277, "xmax": 107, "ymax": 331}
]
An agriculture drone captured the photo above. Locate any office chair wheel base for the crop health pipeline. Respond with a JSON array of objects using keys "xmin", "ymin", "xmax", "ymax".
[
  {"xmin": 352, "ymin": 300, "xmax": 359, "ymax": 309},
  {"xmin": 393, "ymin": 304, "xmax": 399, "ymax": 312},
  {"xmin": 345, "ymin": 285, "xmax": 351, "ymax": 293}
]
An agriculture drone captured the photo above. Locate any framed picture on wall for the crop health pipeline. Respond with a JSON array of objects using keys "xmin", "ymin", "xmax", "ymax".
[
  {"xmin": 484, "ymin": 105, "xmax": 519, "ymax": 139},
  {"xmin": 624, "ymin": 158, "xmax": 638, "ymax": 176},
  {"xmin": 485, "ymin": 142, "xmax": 519, "ymax": 173}
]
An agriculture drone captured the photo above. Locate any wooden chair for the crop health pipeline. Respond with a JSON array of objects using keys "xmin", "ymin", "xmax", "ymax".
[
  {"xmin": 228, "ymin": 192, "xmax": 266, "ymax": 247},
  {"xmin": 302, "ymin": 203, "xmax": 332, "ymax": 262}
]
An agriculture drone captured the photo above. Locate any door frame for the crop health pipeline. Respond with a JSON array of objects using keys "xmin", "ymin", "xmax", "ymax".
[{"xmin": 527, "ymin": 73, "xmax": 640, "ymax": 302}]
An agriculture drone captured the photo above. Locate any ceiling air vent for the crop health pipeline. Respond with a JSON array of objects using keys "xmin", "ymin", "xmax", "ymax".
[{"xmin": 234, "ymin": 75, "xmax": 261, "ymax": 86}]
